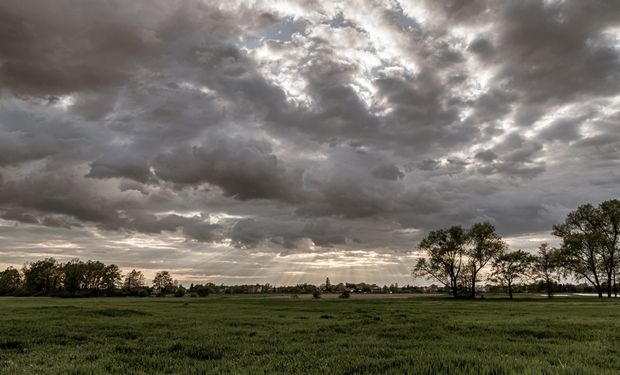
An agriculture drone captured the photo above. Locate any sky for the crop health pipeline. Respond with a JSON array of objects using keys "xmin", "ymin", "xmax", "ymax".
[{"xmin": 0, "ymin": 0, "xmax": 619, "ymax": 286}]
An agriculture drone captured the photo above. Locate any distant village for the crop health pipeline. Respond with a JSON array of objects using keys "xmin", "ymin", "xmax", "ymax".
[
  {"xmin": 198, "ymin": 279, "xmax": 439, "ymax": 295},
  {"xmin": 187, "ymin": 278, "xmax": 600, "ymax": 296}
]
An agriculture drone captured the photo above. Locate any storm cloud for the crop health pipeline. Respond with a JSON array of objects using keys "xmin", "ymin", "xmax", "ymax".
[{"xmin": 0, "ymin": 0, "xmax": 619, "ymax": 284}]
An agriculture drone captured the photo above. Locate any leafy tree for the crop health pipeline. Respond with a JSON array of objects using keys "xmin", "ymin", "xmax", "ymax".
[
  {"xmin": 413, "ymin": 226, "xmax": 467, "ymax": 298},
  {"xmin": 23, "ymin": 258, "xmax": 61, "ymax": 295},
  {"xmin": 82, "ymin": 260, "xmax": 106, "ymax": 292},
  {"xmin": 101, "ymin": 264, "xmax": 122, "ymax": 295},
  {"xmin": 414, "ymin": 223, "xmax": 505, "ymax": 298},
  {"xmin": 0, "ymin": 267, "xmax": 21, "ymax": 295},
  {"xmin": 124, "ymin": 269, "xmax": 145, "ymax": 291},
  {"xmin": 152, "ymin": 271, "xmax": 174, "ymax": 296},
  {"xmin": 466, "ymin": 222, "xmax": 506, "ymax": 299},
  {"xmin": 174, "ymin": 286, "xmax": 186, "ymax": 297},
  {"xmin": 491, "ymin": 250, "xmax": 534, "ymax": 299},
  {"xmin": 195, "ymin": 285, "xmax": 210, "ymax": 297},
  {"xmin": 598, "ymin": 200, "xmax": 620, "ymax": 297},
  {"xmin": 553, "ymin": 204, "xmax": 605, "ymax": 298},
  {"xmin": 62, "ymin": 259, "xmax": 85, "ymax": 294},
  {"xmin": 59, "ymin": 259, "xmax": 121, "ymax": 296},
  {"xmin": 532, "ymin": 243, "xmax": 560, "ymax": 298}
]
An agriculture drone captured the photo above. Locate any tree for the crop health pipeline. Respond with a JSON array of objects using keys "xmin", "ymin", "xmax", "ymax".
[
  {"xmin": 491, "ymin": 250, "xmax": 534, "ymax": 299},
  {"xmin": 152, "ymin": 271, "xmax": 174, "ymax": 296},
  {"xmin": 532, "ymin": 243, "xmax": 560, "ymax": 298},
  {"xmin": 466, "ymin": 222, "xmax": 506, "ymax": 299},
  {"xmin": 124, "ymin": 269, "xmax": 145, "ymax": 291},
  {"xmin": 59, "ymin": 259, "xmax": 121, "ymax": 296},
  {"xmin": 174, "ymin": 286, "xmax": 186, "ymax": 297},
  {"xmin": 23, "ymin": 258, "xmax": 61, "ymax": 295},
  {"xmin": 62, "ymin": 259, "xmax": 85, "ymax": 294},
  {"xmin": 82, "ymin": 260, "xmax": 106, "ymax": 292},
  {"xmin": 325, "ymin": 277, "xmax": 331, "ymax": 292},
  {"xmin": 0, "ymin": 267, "xmax": 21, "ymax": 295},
  {"xmin": 195, "ymin": 285, "xmax": 210, "ymax": 297},
  {"xmin": 553, "ymin": 200, "xmax": 620, "ymax": 298},
  {"xmin": 553, "ymin": 204, "xmax": 605, "ymax": 298},
  {"xmin": 598, "ymin": 200, "xmax": 620, "ymax": 297},
  {"xmin": 101, "ymin": 264, "xmax": 122, "ymax": 295},
  {"xmin": 413, "ymin": 226, "xmax": 467, "ymax": 298}
]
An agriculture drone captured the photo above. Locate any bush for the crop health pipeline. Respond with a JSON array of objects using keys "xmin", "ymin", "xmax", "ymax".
[
  {"xmin": 136, "ymin": 289, "xmax": 149, "ymax": 297},
  {"xmin": 339, "ymin": 290, "xmax": 350, "ymax": 299},
  {"xmin": 312, "ymin": 290, "xmax": 321, "ymax": 299},
  {"xmin": 196, "ymin": 286, "xmax": 210, "ymax": 297},
  {"xmin": 175, "ymin": 288, "xmax": 186, "ymax": 297}
]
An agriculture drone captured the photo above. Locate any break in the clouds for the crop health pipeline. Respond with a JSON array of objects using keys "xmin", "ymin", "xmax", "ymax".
[{"xmin": 1, "ymin": 0, "xmax": 619, "ymax": 285}]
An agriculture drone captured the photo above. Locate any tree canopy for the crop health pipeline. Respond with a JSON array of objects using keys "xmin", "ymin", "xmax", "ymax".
[
  {"xmin": 553, "ymin": 200, "xmax": 620, "ymax": 298},
  {"xmin": 491, "ymin": 250, "xmax": 534, "ymax": 299}
]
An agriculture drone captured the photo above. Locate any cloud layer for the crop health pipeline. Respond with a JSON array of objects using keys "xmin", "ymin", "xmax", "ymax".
[{"xmin": 1, "ymin": 0, "xmax": 619, "ymax": 284}]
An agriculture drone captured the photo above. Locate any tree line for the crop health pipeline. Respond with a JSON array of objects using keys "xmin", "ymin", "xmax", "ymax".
[
  {"xmin": 413, "ymin": 199, "xmax": 620, "ymax": 299},
  {"xmin": 0, "ymin": 257, "xmax": 439, "ymax": 298},
  {"xmin": 0, "ymin": 258, "xmax": 429, "ymax": 297},
  {"xmin": 0, "ymin": 258, "xmax": 188, "ymax": 297}
]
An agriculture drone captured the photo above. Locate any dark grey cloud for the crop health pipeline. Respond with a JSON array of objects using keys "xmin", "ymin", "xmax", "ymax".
[
  {"xmin": 152, "ymin": 133, "xmax": 302, "ymax": 202},
  {"xmin": 0, "ymin": 0, "xmax": 619, "ymax": 283},
  {"xmin": 538, "ymin": 117, "xmax": 584, "ymax": 143},
  {"xmin": 489, "ymin": 1, "xmax": 619, "ymax": 125},
  {"xmin": 468, "ymin": 36, "xmax": 493, "ymax": 56},
  {"xmin": 1, "ymin": 210, "xmax": 39, "ymax": 225},
  {"xmin": 372, "ymin": 164, "xmax": 405, "ymax": 181},
  {"xmin": 87, "ymin": 150, "xmax": 153, "ymax": 183}
]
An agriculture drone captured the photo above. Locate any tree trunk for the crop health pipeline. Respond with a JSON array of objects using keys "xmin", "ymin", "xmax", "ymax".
[
  {"xmin": 545, "ymin": 275, "xmax": 552, "ymax": 299},
  {"xmin": 607, "ymin": 270, "xmax": 612, "ymax": 298},
  {"xmin": 471, "ymin": 274, "xmax": 476, "ymax": 299},
  {"xmin": 593, "ymin": 269, "xmax": 603, "ymax": 298},
  {"xmin": 614, "ymin": 267, "xmax": 617, "ymax": 298},
  {"xmin": 508, "ymin": 281, "xmax": 513, "ymax": 300},
  {"xmin": 611, "ymin": 252, "xmax": 617, "ymax": 298},
  {"xmin": 451, "ymin": 278, "xmax": 458, "ymax": 298}
]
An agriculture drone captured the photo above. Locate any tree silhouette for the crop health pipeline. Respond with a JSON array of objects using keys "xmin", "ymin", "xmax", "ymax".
[
  {"xmin": 152, "ymin": 271, "xmax": 174, "ymax": 296},
  {"xmin": 491, "ymin": 250, "xmax": 534, "ymax": 299}
]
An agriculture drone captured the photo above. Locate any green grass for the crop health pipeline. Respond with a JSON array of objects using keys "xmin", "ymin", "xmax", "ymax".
[{"xmin": 1, "ymin": 295, "xmax": 620, "ymax": 374}]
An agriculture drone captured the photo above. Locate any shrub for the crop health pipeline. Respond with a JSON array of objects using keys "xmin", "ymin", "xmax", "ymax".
[
  {"xmin": 175, "ymin": 288, "xmax": 186, "ymax": 297},
  {"xmin": 312, "ymin": 290, "xmax": 321, "ymax": 299},
  {"xmin": 196, "ymin": 286, "xmax": 210, "ymax": 297},
  {"xmin": 339, "ymin": 290, "xmax": 350, "ymax": 299}
]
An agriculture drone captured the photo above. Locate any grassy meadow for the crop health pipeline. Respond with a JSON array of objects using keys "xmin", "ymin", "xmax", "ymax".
[{"xmin": 1, "ymin": 295, "xmax": 619, "ymax": 374}]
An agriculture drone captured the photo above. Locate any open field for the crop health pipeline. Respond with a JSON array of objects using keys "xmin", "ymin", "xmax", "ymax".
[{"xmin": 1, "ymin": 296, "xmax": 620, "ymax": 374}]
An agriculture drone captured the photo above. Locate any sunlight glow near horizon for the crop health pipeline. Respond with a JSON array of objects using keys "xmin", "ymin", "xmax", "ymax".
[{"xmin": 1, "ymin": 216, "xmax": 554, "ymax": 286}]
